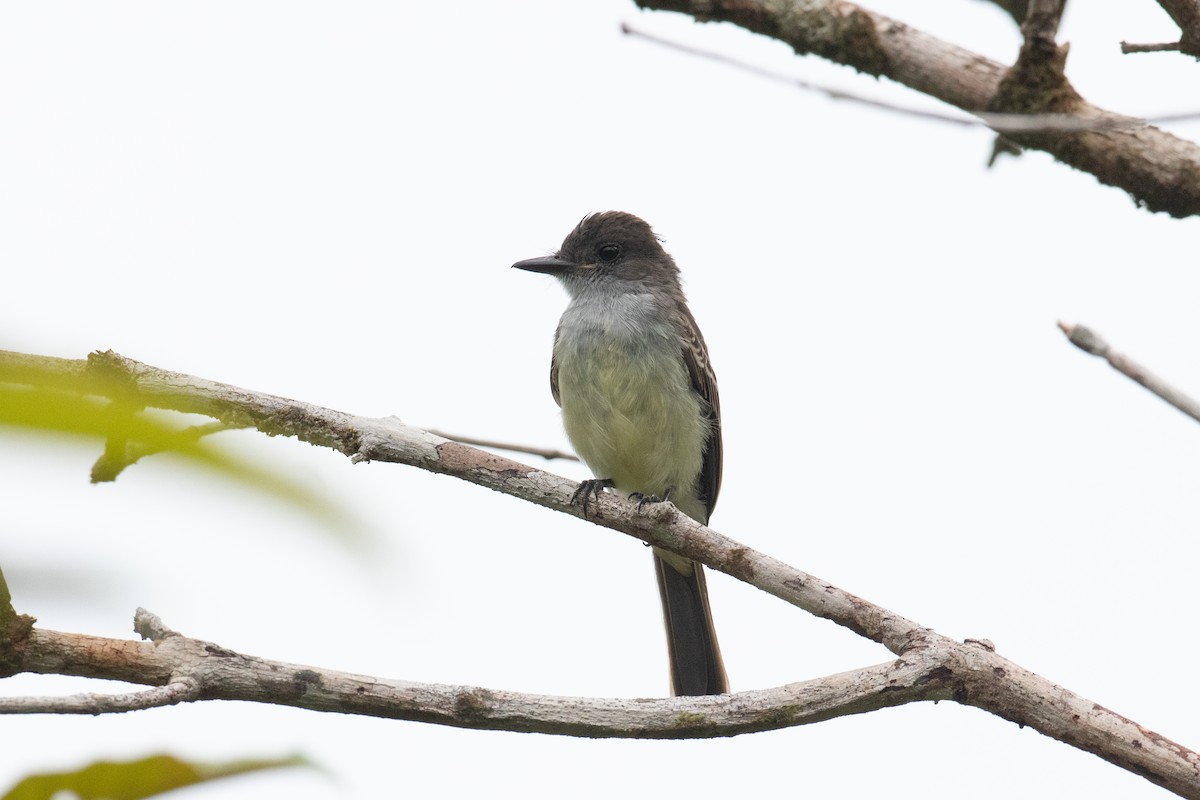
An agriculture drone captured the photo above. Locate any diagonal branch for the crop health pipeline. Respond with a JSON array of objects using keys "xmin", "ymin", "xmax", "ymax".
[
  {"xmin": 632, "ymin": 0, "xmax": 1200, "ymax": 218},
  {"xmin": 1059, "ymin": 322, "xmax": 1200, "ymax": 423},
  {"xmin": 622, "ymin": 23, "xmax": 1200, "ymax": 133},
  {"xmin": 2, "ymin": 348, "xmax": 1200, "ymax": 795}
]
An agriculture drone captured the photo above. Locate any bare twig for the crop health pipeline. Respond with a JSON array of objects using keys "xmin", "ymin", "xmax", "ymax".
[
  {"xmin": 1058, "ymin": 322, "xmax": 1200, "ymax": 424},
  {"xmin": 0, "ymin": 680, "xmax": 200, "ymax": 715},
  {"xmin": 1123, "ymin": 0, "xmax": 1200, "ymax": 57},
  {"xmin": 1121, "ymin": 40, "xmax": 1186, "ymax": 54},
  {"xmin": 425, "ymin": 429, "xmax": 579, "ymax": 462}
]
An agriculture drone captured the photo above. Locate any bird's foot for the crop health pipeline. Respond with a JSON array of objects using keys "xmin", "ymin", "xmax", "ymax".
[
  {"xmin": 629, "ymin": 486, "xmax": 674, "ymax": 513},
  {"xmin": 571, "ymin": 478, "xmax": 615, "ymax": 518}
]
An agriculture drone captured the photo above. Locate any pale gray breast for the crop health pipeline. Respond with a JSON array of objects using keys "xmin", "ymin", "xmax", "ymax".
[{"xmin": 553, "ymin": 289, "xmax": 707, "ymax": 513}]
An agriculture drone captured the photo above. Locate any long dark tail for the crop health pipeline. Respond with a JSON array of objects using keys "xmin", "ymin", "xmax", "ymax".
[{"xmin": 653, "ymin": 553, "xmax": 728, "ymax": 696}]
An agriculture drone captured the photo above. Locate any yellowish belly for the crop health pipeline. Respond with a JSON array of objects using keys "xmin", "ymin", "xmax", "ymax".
[{"xmin": 557, "ymin": 342, "xmax": 708, "ymax": 512}]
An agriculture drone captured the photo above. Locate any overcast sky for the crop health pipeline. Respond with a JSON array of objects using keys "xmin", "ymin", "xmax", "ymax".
[{"xmin": 3, "ymin": 2, "xmax": 1200, "ymax": 798}]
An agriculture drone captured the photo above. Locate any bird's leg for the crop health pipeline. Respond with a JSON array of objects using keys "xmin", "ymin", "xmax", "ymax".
[
  {"xmin": 571, "ymin": 478, "xmax": 615, "ymax": 518},
  {"xmin": 629, "ymin": 486, "xmax": 674, "ymax": 512}
]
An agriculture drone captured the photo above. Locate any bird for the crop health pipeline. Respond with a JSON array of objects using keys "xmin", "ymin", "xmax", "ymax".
[{"xmin": 513, "ymin": 211, "xmax": 727, "ymax": 696}]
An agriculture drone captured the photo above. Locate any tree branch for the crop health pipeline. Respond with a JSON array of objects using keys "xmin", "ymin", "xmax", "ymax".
[
  {"xmin": 4, "ymin": 609, "xmax": 1199, "ymax": 799},
  {"xmin": 1020, "ymin": 0, "xmax": 1067, "ymax": 56},
  {"xmin": 632, "ymin": 0, "xmax": 1200, "ymax": 218},
  {"xmin": 0, "ymin": 680, "xmax": 201, "ymax": 715},
  {"xmin": 624, "ymin": 23, "xmax": 1194, "ymax": 133},
  {"xmin": 1059, "ymin": 322, "xmax": 1200, "ymax": 423},
  {"xmin": 2, "ymin": 348, "xmax": 1200, "ymax": 795},
  {"xmin": 6, "ymin": 611, "xmax": 937, "ymax": 736}
]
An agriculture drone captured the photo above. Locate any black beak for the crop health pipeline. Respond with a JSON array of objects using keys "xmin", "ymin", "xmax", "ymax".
[{"xmin": 512, "ymin": 255, "xmax": 574, "ymax": 274}]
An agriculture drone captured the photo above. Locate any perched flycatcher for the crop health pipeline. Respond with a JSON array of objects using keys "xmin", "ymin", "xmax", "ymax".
[{"xmin": 513, "ymin": 211, "xmax": 728, "ymax": 696}]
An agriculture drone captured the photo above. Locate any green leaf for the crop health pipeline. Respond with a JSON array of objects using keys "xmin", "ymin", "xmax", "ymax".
[
  {"xmin": 0, "ymin": 372, "xmax": 368, "ymax": 548},
  {"xmin": 1, "ymin": 753, "xmax": 314, "ymax": 800}
]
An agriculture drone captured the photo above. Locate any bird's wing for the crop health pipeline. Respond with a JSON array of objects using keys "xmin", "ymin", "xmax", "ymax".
[
  {"xmin": 550, "ymin": 324, "xmax": 562, "ymax": 408},
  {"xmin": 678, "ymin": 304, "xmax": 721, "ymax": 521}
]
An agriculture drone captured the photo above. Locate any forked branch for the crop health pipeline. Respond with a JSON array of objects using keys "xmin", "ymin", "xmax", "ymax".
[{"xmin": 1, "ymin": 349, "xmax": 1198, "ymax": 797}]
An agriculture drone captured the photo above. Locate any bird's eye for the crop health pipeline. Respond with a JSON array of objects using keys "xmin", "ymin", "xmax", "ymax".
[{"xmin": 597, "ymin": 244, "xmax": 621, "ymax": 263}]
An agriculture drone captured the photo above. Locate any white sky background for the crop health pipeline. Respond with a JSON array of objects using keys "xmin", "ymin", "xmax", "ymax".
[{"xmin": 2, "ymin": 1, "xmax": 1199, "ymax": 798}]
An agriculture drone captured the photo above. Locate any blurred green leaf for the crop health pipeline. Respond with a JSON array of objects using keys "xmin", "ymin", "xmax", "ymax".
[
  {"xmin": 1, "ymin": 753, "xmax": 314, "ymax": 800},
  {"xmin": 0, "ymin": 366, "xmax": 368, "ymax": 548},
  {"xmin": 0, "ymin": 384, "xmax": 221, "ymax": 472}
]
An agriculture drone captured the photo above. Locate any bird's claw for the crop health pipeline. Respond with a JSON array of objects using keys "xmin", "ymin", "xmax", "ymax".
[
  {"xmin": 629, "ymin": 486, "xmax": 674, "ymax": 513},
  {"xmin": 572, "ymin": 478, "xmax": 615, "ymax": 518}
]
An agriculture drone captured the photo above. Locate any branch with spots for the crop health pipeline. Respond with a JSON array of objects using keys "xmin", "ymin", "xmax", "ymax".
[{"xmin": 1, "ymin": 348, "xmax": 1199, "ymax": 794}]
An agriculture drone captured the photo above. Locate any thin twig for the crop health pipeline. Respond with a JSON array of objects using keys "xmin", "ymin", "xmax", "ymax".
[
  {"xmin": 1121, "ymin": 40, "xmax": 1185, "ymax": 54},
  {"xmin": 1059, "ymin": 322, "xmax": 1200, "ymax": 424},
  {"xmin": 425, "ymin": 429, "xmax": 579, "ymax": 462},
  {"xmin": 0, "ymin": 680, "xmax": 200, "ymax": 714},
  {"xmin": 1136, "ymin": 0, "xmax": 1200, "ymax": 57}
]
